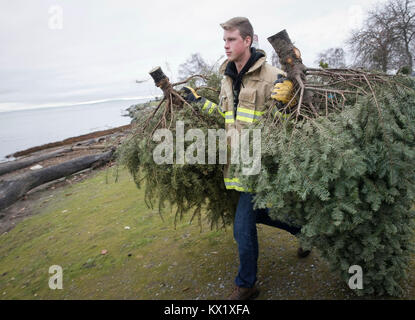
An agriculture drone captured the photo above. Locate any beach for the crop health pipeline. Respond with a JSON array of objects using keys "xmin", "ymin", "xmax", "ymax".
[{"xmin": 0, "ymin": 99, "xmax": 143, "ymax": 162}]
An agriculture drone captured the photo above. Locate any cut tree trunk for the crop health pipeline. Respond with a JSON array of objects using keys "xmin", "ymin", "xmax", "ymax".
[
  {"xmin": 0, "ymin": 147, "xmax": 73, "ymax": 177},
  {"xmin": 267, "ymin": 29, "xmax": 312, "ymax": 104},
  {"xmin": 0, "ymin": 149, "xmax": 115, "ymax": 211},
  {"xmin": 149, "ymin": 66, "xmax": 183, "ymax": 106},
  {"xmin": 267, "ymin": 29, "xmax": 306, "ymax": 82}
]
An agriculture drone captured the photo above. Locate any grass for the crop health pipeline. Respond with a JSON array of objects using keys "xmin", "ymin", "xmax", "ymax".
[{"xmin": 1, "ymin": 165, "xmax": 415, "ymax": 300}]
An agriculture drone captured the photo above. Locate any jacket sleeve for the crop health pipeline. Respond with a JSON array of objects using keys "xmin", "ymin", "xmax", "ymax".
[{"xmin": 196, "ymin": 89, "xmax": 226, "ymax": 119}]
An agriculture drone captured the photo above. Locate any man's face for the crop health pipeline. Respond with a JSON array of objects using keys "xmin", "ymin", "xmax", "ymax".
[{"xmin": 223, "ymin": 28, "xmax": 251, "ymax": 62}]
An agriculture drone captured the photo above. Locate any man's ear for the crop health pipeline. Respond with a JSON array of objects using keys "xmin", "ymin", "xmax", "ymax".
[
  {"xmin": 245, "ymin": 36, "xmax": 252, "ymax": 47},
  {"xmin": 243, "ymin": 36, "xmax": 252, "ymax": 47}
]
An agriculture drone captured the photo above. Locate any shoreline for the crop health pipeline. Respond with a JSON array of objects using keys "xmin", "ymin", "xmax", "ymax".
[
  {"xmin": 0, "ymin": 96, "xmax": 157, "ymax": 114},
  {"xmin": 7, "ymin": 123, "xmax": 132, "ymax": 159},
  {"xmin": 0, "ymin": 122, "xmax": 134, "ymax": 231},
  {"xmin": 0, "ymin": 98, "xmax": 142, "ymax": 163}
]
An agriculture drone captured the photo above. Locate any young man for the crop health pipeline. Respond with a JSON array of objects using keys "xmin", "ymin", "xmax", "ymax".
[{"xmin": 184, "ymin": 17, "xmax": 310, "ymax": 300}]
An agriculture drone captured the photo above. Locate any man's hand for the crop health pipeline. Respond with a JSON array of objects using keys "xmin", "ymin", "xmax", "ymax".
[
  {"xmin": 182, "ymin": 86, "xmax": 201, "ymax": 102},
  {"xmin": 271, "ymin": 75, "xmax": 295, "ymax": 104}
]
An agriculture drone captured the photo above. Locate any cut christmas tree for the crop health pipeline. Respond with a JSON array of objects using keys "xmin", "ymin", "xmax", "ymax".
[
  {"xmin": 116, "ymin": 67, "xmax": 239, "ymax": 230},
  {"xmin": 231, "ymin": 30, "xmax": 415, "ymax": 296},
  {"xmin": 117, "ymin": 31, "xmax": 415, "ymax": 296}
]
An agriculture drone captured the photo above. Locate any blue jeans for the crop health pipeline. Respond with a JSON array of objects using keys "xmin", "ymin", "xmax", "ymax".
[{"xmin": 234, "ymin": 192, "xmax": 301, "ymax": 288}]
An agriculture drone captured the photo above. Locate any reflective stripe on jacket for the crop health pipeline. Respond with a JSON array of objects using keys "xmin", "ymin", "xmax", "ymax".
[{"xmin": 218, "ymin": 54, "xmax": 286, "ymax": 192}]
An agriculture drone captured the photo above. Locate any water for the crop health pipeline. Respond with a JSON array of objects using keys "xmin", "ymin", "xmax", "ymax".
[{"xmin": 0, "ymin": 99, "xmax": 143, "ymax": 162}]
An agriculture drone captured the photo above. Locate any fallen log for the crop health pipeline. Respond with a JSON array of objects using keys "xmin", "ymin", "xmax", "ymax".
[
  {"xmin": 71, "ymin": 145, "xmax": 107, "ymax": 151},
  {"xmin": 0, "ymin": 149, "xmax": 115, "ymax": 211},
  {"xmin": 0, "ymin": 147, "xmax": 73, "ymax": 177},
  {"xmin": 73, "ymin": 132, "xmax": 127, "ymax": 147},
  {"xmin": 74, "ymin": 134, "xmax": 111, "ymax": 146}
]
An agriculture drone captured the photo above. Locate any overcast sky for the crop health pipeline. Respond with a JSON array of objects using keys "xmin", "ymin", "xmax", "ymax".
[{"xmin": 0, "ymin": 0, "xmax": 384, "ymax": 112}]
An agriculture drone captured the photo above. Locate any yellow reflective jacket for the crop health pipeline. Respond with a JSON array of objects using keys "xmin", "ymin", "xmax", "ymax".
[{"xmin": 216, "ymin": 52, "xmax": 286, "ymax": 192}]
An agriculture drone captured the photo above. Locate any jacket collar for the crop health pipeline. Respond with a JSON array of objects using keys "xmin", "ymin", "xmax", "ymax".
[{"xmin": 219, "ymin": 48, "xmax": 267, "ymax": 77}]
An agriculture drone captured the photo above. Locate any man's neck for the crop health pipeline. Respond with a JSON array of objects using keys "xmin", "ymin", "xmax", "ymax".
[{"xmin": 235, "ymin": 49, "xmax": 252, "ymax": 74}]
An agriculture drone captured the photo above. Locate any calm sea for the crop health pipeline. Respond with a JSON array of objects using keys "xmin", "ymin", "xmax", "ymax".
[{"xmin": 0, "ymin": 99, "xmax": 144, "ymax": 162}]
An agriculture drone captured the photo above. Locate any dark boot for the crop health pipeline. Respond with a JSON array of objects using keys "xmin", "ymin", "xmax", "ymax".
[
  {"xmin": 227, "ymin": 285, "xmax": 260, "ymax": 300},
  {"xmin": 297, "ymin": 247, "xmax": 311, "ymax": 258}
]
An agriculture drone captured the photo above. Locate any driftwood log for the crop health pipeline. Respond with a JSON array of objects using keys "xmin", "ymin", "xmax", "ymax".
[
  {"xmin": 0, "ymin": 149, "xmax": 115, "ymax": 211},
  {"xmin": 0, "ymin": 147, "xmax": 72, "ymax": 177},
  {"xmin": 71, "ymin": 145, "xmax": 107, "ymax": 151},
  {"xmin": 8, "ymin": 124, "xmax": 131, "ymax": 158}
]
